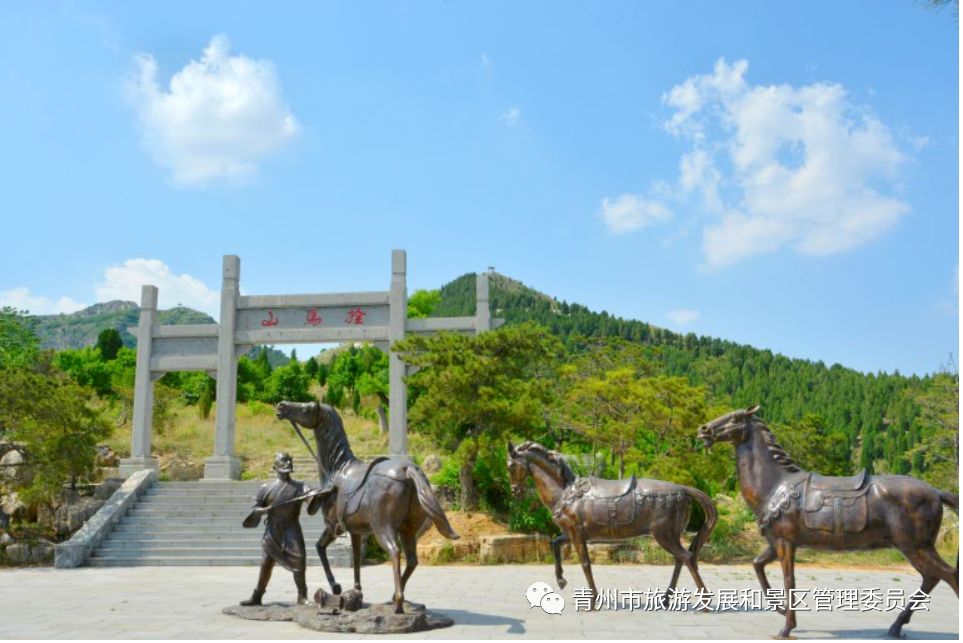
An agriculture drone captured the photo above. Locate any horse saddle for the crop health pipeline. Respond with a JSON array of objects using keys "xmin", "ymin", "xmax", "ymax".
[
  {"xmin": 335, "ymin": 457, "xmax": 390, "ymax": 526},
  {"xmin": 587, "ymin": 476, "xmax": 637, "ymax": 531},
  {"xmin": 587, "ymin": 475, "xmax": 637, "ymax": 499},
  {"xmin": 802, "ymin": 470, "xmax": 869, "ymax": 539}
]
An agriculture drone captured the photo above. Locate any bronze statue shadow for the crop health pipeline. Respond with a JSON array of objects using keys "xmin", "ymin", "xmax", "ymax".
[
  {"xmin": 809, "ymin": 627, "xmax": 959, "ymax": 640},
  {"xmin": 433, "ymin": 608, "xmax": 526, "ymax": 634}
]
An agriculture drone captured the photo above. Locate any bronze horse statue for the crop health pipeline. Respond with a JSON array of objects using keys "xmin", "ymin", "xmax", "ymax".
[
  {"xmin": 275, "ymin": 401, "xmax": 459, "ymax": 614},
  {"xmin": 698, "ymin": 405, "xmax": 959, "ymax": 639},
  {"xmin": 507, "ymin": 440, "xmax": 717, "ymax": 607}
]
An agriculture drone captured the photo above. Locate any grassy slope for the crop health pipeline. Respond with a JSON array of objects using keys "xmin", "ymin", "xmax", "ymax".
[{"xmin": 106, "ymin": 391, "xmax": 441, "ymax": 481}]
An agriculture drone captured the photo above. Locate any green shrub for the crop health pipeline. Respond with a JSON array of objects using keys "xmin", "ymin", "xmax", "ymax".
[
  {"xmin": 364, "ymin": 534, "xmax": 388, "ymax": 563},
  {"xmin": 507, "ymin": 494, "xmax": 557, "ymax": 535}
]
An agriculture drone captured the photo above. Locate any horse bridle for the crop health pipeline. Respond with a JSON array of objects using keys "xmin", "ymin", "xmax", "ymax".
[
  {"xmin": 285, "ymin": 409, "xmax": 331, "ymax": 486},
  {"xmin": 509, "ymin": 452, "xmax": 532, "ymax": 494}
]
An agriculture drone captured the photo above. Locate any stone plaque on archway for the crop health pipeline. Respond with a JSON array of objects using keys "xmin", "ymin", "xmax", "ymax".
[{"xmin": 118, "ymin": 250, "xmax": 502, "ymax": 480}]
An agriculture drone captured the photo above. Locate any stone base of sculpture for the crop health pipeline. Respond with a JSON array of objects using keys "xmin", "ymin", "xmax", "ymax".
[{"xmin": 222, "ymin": 590, "xmax": 454, "ymax": 634}]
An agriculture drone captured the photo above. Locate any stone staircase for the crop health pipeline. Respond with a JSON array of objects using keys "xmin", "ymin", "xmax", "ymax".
[{"xmin": 87, "ymin": 479, "xmax": 351, "ymax": 567}]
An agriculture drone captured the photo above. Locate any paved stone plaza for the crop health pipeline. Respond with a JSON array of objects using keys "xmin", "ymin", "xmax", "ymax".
[{"xmin": 0, "ymin": 563, "xmax": 957, "ymax": 639}]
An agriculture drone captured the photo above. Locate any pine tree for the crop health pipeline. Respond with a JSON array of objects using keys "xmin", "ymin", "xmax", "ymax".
[{"xmin": 95, "ymin": 328, "xmax": 123, "ymax": 361}]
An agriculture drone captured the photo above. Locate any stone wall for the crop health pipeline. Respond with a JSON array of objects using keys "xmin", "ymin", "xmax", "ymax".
[{"xmin": 54, "ymin": 469, "xmax": 157, "ymax": 568}]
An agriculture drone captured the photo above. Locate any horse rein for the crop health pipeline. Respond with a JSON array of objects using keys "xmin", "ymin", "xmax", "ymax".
[{"xmin": 287, "ymin": 419, "xmax": 327, "ymax": 480}]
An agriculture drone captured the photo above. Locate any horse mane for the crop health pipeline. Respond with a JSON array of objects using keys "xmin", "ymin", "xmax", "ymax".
[
  {"xmin": 517, "ymin": 441, "xmax": 577, "ymax": 486},
  {"xmin": 753, "ymin": 420, "xmax": 802, "ymax": 473},
  {"xmin": 314, "ymin": 402, "xmax": 357, "ymax": 473}
]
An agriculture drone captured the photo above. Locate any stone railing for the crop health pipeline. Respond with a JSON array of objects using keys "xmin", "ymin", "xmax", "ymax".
[{"xmin": 54, "ymin": 468, "xmax": 157, "ymax": 568}]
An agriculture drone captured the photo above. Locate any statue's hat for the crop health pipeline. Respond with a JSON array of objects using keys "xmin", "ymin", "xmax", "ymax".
[{"xmin": 273, "ymin": 452, "xmax": 294, "ymax": 473}]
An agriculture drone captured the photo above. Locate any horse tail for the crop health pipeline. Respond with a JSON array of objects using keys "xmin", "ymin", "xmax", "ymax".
[
  {"xmin": 937, "ymin": 489, "xmax": 958, "ymax": 584},
  {"xmin": 407, "ymin": 466, "xmax": 459, "ymax": 540},
  {"xmin": 682, "ymin": 485, "xmax": 717, "ymax": 560}
]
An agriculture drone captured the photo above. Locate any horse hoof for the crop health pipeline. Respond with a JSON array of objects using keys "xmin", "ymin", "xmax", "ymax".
[
  {"xmin": 331, "ymin": 583, "xmax": 342, "ymax": 595},
  {"xmin": 885, "ymin": 627, "xmax": 904, "ymax": 640},
  {"xmin": 770, "ymin": 632, "xmax": 796, "ymax": 640},
  {"xmin": 557, "ymin": 578, "xmax": 567, "ymax": 590}
]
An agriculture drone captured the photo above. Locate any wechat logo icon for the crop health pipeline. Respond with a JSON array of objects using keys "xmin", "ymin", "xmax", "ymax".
[{"xmin": 526, "ymin": 581, "xmax": 565, "ymax": 615}]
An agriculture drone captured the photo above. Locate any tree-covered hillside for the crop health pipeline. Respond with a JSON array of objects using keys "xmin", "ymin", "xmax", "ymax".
[
  {"xmin": 433, "ymin": 272, "xmax": 955, "ymax": 483},
  {"xmin": 21, "ymin": 272, "xmax": 956, "ymax": 486},
  {"xmin": 28, "ymin": 302, "xmax": 214, "ymax": 350}
]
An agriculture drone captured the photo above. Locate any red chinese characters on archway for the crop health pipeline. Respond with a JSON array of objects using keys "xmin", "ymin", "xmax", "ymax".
[
  {"xmin": 305, "ymin": 308, "xmax": 322, "ymax": 326},
  {"xmin": 260, "ymin": 311, "xmax": 279, "ymax": 327},
  {"xmin": 345, "ymin": 307, "xmax": 366, "ymax": 325}
]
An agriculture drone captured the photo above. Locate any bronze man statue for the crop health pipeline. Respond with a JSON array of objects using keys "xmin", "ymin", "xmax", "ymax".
[{"xmin": 240, "ymin": 452, "xmax": 329, "ymax": 606}]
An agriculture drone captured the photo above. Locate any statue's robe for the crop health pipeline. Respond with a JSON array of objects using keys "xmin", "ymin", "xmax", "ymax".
[{"xmin": 253, "ymin": 477, "xmax": 314, "ymax": 572}]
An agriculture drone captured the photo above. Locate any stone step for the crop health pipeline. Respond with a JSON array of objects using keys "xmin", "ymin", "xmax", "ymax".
[
  {"xmin": 112, "ymin": 526, "xmax": 328, "ymax": 534},
  {"xmin": 90, "ymin": 546, "xmax": 352, "ymax": 558},
  {"xmin": 140, "ymin": 495, "xmax": 262, "ymax": 499},
  {"xmin": 150, "ymin": 483, "xmax": 265, "ymax": 489},
  {"xmin": 101, "ymin": 538, "xmax": 349, "ymax": 548},
  {"xmin": 110, "ymin": 527, "xmax": 333, "ymax": 538},
  {"xmin": 144, "ymin": 487, "xmax": 268, "ymax": 492},
  {"xmin": 127, "ymin": 509, "xmax": 259, "ymax": 517},
  {"xmin": 137, "ymin": 494, "xmax": 275, "ymax": 500},
  {"xmin": 86, "ymin": 478, "xmax": 353, "ymax": 567},
  {"xmin": 133, "ymin": 496, "xmax": 257, "ymax": 500},
  {"xmin": 112, "ymin": 521, "xmax": 325, "ymax": 527},
  {"xmin": 147, "ymin": 483, "xmax": 266, "ymax": 489},
  {"xmin": 137, "ymin": 501, "xmax": 259, "ymax": 506},
  {"xmin": 85, "ymin": 556, "xmax": 349, "ymax": 567},
  {"xmin": 116, "ymin": 518, "xmax": 302, "ymax": 525},
  {"xmin": 103, "ymin": 530, "xmax": 345, "ymax": 539},
  {"xmin": 139, "ymin": 500, "xmax": 262, "ymax": 505},
  {"xmin": 125, "ymin": 510, "xmax": 258, "ymax": 515}
]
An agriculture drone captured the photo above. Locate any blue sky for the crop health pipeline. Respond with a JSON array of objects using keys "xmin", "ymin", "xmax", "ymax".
[{"xmin": 0, "ymin": 1, "xmax": 957, "ymax": 375}]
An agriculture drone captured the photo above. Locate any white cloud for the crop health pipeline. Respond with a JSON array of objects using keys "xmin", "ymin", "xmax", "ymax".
[
  {"xmin": 666, "ymin": 309, "xmax": 700, "ymax": 325},
  {"xmin": 481, "ymin": 53, "xmax": 491, "ymax": 68},
  {"xmin": 127, "ymin": 34, "xmax": 299, "ymax": 186},
  {"xmin": 501, "ymin": 107, "xmax": 521, "ymax": 127},
  {"xmin": 0, "ymin": 288, "xmax": 85, "ymax": 315},
  {"xmin": 599, "ymin": 194, "xmax": 672, "ymax": 234},
  {"xmin": 659, "ymin": 58, "xmax": 910, "ymax": 269},
  {"xmin": 95, "ymin": 259, "xmax": 219, "ymax": 315},
  {"xmin": 1, "ymin": 260, "xmax": 219, "ymax": 317}
]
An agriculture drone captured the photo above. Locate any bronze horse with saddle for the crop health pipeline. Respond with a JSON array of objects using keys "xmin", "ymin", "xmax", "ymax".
[
  {"xmin": 699, "ymin": 405, "xmax": 959, "ymax": 639},
  {"xmin": 507, "ymin": 440, "xmax": 717, "ymax": 607},
  {"xmin": 275, "ymin": 400, "xmax": 459, "ymax": 614}
]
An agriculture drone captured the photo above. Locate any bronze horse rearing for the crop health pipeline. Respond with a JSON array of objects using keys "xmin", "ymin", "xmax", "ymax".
[
  {"xmin": 699, "ymin": 405, "xmax": 959, "ymax": 639},
  {"xmin": 275, "ymin": 401, "xmax": 459, "ymax": 614}
]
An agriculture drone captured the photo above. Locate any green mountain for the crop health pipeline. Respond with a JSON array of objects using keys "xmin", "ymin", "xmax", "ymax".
[
  {"xmin": 28, "ymin": 301, "xmax": 215, "ymax": 351},
  {"xmin": 434, "ymin": 272, "xmax": 941, "ymax": 477},
  {"xmin": 26, "ymin": 273, "xmax": 950, "ymax": 478},
  {"xmin": 28, "ymin": 302, "xmax": 295, "ymax": 368}
]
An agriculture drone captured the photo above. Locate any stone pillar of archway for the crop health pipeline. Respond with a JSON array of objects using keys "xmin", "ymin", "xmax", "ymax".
[
  {"xmin": 119, "ymin": 285, "xmax": 160, "ymax": 477},
  {"xmin": 388, "ymin": 249, "xmax": 408, "ymax": 457},
  {"xmin": 204, "ymin": 255, "xmax": 241, "ymax": 480}
]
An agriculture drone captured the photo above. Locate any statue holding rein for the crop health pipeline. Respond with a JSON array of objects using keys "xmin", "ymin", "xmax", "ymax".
[
  {"xmin": 507, "ymin": 440, "xmax": 717, "ymax": 609},
  {"xmin": 698, "ymin": 405, "xmax": 959, "ymax": 639},
  {"xmin": 275, "ymin": 400, "xmax": 460, "ymax": 614}
]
